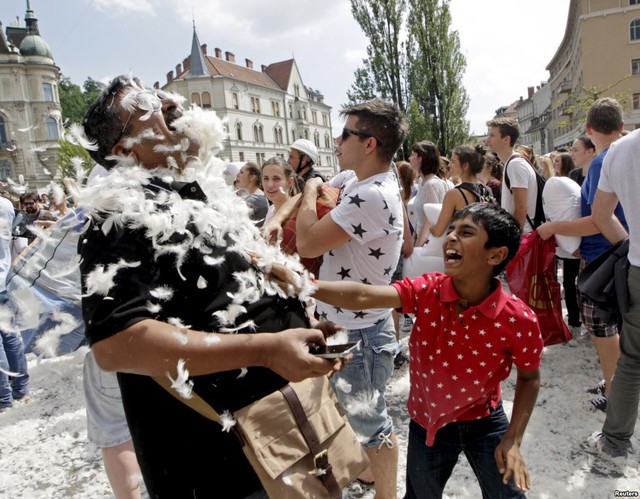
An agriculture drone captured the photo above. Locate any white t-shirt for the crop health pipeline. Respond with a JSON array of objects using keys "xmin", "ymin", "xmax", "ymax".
[
  {"xmin": 317, "ymin": 170, "xmax": 403, "ymax": 328},
  {"xmin": 409, "ymin": 174, "xmax": 449, "ymax": 235},
  {"xmin": 501, "ymin": 155, "xmax": 538, "ymax": 233},
  {"xmin": 599, "ymin": 129, "xmax": 640, "ymax": 266},
  {"xmin": 542, "ymin": 176, "xmax": 581, "ymax": 258},
  {"xmin": 0, "ymin": 196, "xmax": 14, "ymax": 293}
]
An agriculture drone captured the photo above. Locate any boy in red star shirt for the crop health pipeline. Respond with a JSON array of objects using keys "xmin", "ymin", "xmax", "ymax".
[{"xmin": 312, "ymin": 203, "xmax": 542, "ymax": 498}]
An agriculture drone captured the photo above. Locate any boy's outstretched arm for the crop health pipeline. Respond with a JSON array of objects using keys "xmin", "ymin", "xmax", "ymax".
[
  {"xmin": 494, "ymin": 367, "xmax": 540, "ymax": 492},
  {"xmin": 315, "ymin": 280, "xmax": 402, "ymax": 311}
]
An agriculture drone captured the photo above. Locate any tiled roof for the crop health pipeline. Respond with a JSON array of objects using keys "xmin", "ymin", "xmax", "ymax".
[
  {"xmin": 176, "ymin": 55, "xmax": 281, "ymax": 90},
  {"xmin": 263, "ymin": 59, "xmax": 294, "ymax": 91}
]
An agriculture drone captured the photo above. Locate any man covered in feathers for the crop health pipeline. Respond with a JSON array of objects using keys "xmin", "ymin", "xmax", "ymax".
[{"xmin": 78, "ymin": 75, "xmax": 339, "ymax": 498}]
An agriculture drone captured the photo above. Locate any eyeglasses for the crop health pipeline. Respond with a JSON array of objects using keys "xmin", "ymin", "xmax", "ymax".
[
  {"xmin": 113, "ymin": 90, "xmax": 163, "ymax": 147},
  {"xmin": 22, "ymin": 201, "xmax": 35, "ymax": 206},
  {"xmin": 340, "ymin": 127, "xmax": 383, "ymax": 146}
]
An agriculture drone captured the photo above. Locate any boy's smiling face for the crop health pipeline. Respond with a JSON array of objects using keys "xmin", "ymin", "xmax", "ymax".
[{"xmin": 442, "ymin": 215, "xmax": 507, "ymax": 280}]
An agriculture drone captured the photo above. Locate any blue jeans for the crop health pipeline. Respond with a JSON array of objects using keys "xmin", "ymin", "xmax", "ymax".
[
  {"xmin": 0, "ymin": 330, "xmax": 29, "ymax": 408},
  {"xmin": 405, "ymin": 404, "xmax": 525, "ymax": 499},
  {"xmin": 330, "ymin": 315, "xmax": 399, "ymax": 447}
]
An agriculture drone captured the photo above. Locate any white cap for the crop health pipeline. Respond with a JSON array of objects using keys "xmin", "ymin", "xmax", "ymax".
[{"xmin": 290, "ymin": 139, "xmax": 318, "ymax": 164}]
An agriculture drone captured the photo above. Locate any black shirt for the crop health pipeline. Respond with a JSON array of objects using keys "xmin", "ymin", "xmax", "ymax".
[{"xmin": 80, "ymin": 177, "xmax": 309, "ymax": 498}]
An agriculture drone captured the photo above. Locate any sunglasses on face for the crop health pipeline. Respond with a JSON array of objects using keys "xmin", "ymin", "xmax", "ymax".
[
  {"xmin": 22, "ymin": 201, "xmax": 36, "ymax": 206},
  {"xmin": 340, "ymin": 127, "xmax": 383, "ymax": 146}
]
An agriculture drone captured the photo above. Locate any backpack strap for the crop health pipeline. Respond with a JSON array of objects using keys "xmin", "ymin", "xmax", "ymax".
[{"xmin": 455, "ymin": 185, "xmax": 471, "ymax": 206}]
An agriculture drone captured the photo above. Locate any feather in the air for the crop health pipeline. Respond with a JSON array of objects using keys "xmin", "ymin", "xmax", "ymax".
[
  {"xmin": 219, "ymin": 410, "xmax": 237, "ymax": 432},
  {"xmin": 167, "ymin": 359, "xmax": 193, "ymax": 399}
]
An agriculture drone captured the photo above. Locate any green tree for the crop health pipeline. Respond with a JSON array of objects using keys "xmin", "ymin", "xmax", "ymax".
[
  {"xmin": 56, "ymin": 139, "xmax": 92, "ymax": 181},
  {"xmin": 82, "ymin": 77, "xmax": 105, "ymax": 109},
  {"xmin": 406, "ymin": 0, "xmax": 470, "ymax": 155},
  {"xmin": 347, "ymin": 0, "xmax": 408, "ymax": 112},
  {"xmin": 58, "ymin": 76, "xmax": 86, "ymax": 125}
]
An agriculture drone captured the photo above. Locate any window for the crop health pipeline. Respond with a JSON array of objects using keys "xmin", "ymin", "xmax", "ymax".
[
  {"xmin": 291, "ymin": 130, "xmax": 296, "ymax": 142},
  {"xmin": 313, "ymin": 131, "xmax": 320, "ymax": 147},
  {"xmin": 239, "ymin": 152, "xmax": 245, "ymax": 161},
  {"xmin": 303, "ymin": 129, "xmax": 309, "ymax": 140},
  {"xmin": 251, "ymin": 97, "xmax": 261, "ymax": 114},
  {"xmin": 312, "ymin": 111, "xmax": 318, "ymax": 125},
  {"xmin": 253, "ymin": 124, "xmax": 264, "ymax": 142},
  {"xmin": 232, "ymin": 93, "xmax": 239, "ymax": 110},
  {"xmin": 302, "ymin": 108, "xmax": 307, "ymax": 121},
  {"xmin": 631, "ymin": 18, "xmax": 640, "ymax": 41},
  {"xmin": 271, "ymin": 101, "xmax": 280, "ymax": 117},
  {"xmin": 236, "ymin": 122, "xmax": 243, "ymax": 141},
  {"xmin": 43, "ymin": 83, "xmax": 53, "ymax": 102},
  {"xmin": 288, "ymin": 103, "xmax": 293, "ymax": 118},
  {"xmin": 191, "ymin": 92, "xmax": 201, "ymax": 106},
  {"xmin": 274, "ymin": 127, "xmax": 283, "ymax": 145},
  {"xmin": 294, "ymin": 84, "xmax": 300, "ymax": 97},
  {"xmin": 202, "ymin": 92, "xmax": 211, "ymax": 109},
  {"xmin": 632, "ymin": 0, "xmax": 639, "ymax": 5},
  {"xmin": 0, "ymin": 159, "xmax": 10, "ymax": 180},
  {"xmin": 322, "ymin": 113, "xmax": 328, "ymax": 127},
  {"xmin": 633, "ymin": 58, "xmax": 640, "ymax": 76},
  {"xmin": 46, "ymin": 117, "xmax": 58, "ymax": 140},
  {"xmin": 634, "ymin": 93, "xmax": 640, "ymax": 110},
  {"xmin": 0, "ymin": 116, "xmax": 6, "ymax": 146},
  {"xmin": 324, "ymin": 133, "xmax": 331, "ymax": 149},
  {"xmin": 256, "ymin": 152, "xmax": 265, "ymax": 164}
]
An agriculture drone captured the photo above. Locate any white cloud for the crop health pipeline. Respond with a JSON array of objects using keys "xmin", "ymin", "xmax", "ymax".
[{"xmin": 91, "ymin": 0, "xmax": 157, "ymax": 16}]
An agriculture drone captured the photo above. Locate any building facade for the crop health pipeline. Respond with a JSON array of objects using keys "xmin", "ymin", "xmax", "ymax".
[
  {"xmin": 546, "ymin": 0, "xmax": 640, "ymax": 148},
  {"xmin": 160, "ymin": 27, "xmax": 336, "ymax": 177},
  {"xmin": 0, "ymin": 1, "xmax": 61, "ymax": 189}
]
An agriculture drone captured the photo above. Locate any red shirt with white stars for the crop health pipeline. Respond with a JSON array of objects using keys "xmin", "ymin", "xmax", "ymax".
[{"xmin": 392, "ymin": 273, "xmax": 543, "ymax": 446}]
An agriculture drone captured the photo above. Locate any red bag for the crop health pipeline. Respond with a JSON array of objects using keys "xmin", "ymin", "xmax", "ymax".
[
  {"xmin": 280, "ymin": 185, "xmax": 340, "ymax": 277},
  {"xmin": 505, "ymin": 231, "xmax": 572, "ymax": 346}
]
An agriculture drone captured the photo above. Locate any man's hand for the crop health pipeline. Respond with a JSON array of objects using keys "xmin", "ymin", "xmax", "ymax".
[
  {"xmin": 262, "ymin": 328, "xmax": 341, "ymax": 381},
  {"xmin": 304, "ymin": 177, "xmax": 324, "ymax": 195},
  {"xmin": 495, "ymin": 435, "xmax": 530, "ymax": 492},
  {"xmin": 262, "ymin": 221, "xmax": 283, "ymax": 246},
  {"xmin": 536, "ymin": 222, "xmax": 555, "ymax": 240},
  {"xmin": 265, "ymin": 262, "xmax": 303, "ymax": 295}
]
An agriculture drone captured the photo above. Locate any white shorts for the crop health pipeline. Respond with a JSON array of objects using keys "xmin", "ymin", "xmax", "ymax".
[{"xmin": 83, "ymin": 350, "xmax": 131, "ymax": 448}]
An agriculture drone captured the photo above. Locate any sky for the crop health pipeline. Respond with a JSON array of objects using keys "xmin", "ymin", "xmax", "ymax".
[{"xmin": 1, "ymin": 0, "xmax": 571, "ymax": 136}]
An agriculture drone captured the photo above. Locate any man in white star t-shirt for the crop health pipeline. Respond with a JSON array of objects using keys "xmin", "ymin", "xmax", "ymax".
[
  {"xmin": 310, "ymin": 203, "xmax": 542, "ymax": 498},
  {"xmin": 296, "ymin": 99, "xmax": 408, "ymax": 497}
]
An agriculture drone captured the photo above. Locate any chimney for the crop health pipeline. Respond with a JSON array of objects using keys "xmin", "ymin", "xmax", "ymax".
[
  {"xmin": 527, "ymin": 86, "xmax": 535, "ymax": 98},
  {"xmin": 225, "ymin": 51, "xmax": 235, "ymax": 63},
  {"xmin": 201, "ymin": 43, "xmax": 207, "ymax": 55},
  {"xmin": 214, "ymin": 47, "xmax": 222, "ymax": 58},
  {"xmin": 167, "ymin": 70, "xmax": 174, "ymax": 83},
  {"xmin": 176, "ymin": 63, "xmax": 182, "ymax": 76},
  {"xmin": 245, "ymin": 58, "xmax": 253, "ymax": 69},
  {"xmin": 153, "ymin": 81, "xmax": 160, "ymax": 89},
  {"xmin": 261, "ymin": 64, "xmax": 267, "ymax": 72},
  {"xmin": 183, "ymin": 57, "xmax": 190, "ymax": 72}
]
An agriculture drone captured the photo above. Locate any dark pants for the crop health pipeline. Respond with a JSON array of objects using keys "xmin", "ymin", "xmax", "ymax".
[
  {"xmin": 560, "ymin": 257, "xmax": 581, "ymax": 327},
  {"xmin": 405, "ymin": 404, "xmax": 525, "ymax": 499}
]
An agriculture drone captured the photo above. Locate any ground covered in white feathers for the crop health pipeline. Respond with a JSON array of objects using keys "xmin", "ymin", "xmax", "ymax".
[{"xmin": 1, "ymin": 336, "xmax": 640, "ymax": 498}]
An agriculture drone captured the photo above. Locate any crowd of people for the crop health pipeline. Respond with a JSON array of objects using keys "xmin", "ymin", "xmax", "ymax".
[{"xmin": 0, "ymin": 73, "xmax": 637, "ymax": 499}]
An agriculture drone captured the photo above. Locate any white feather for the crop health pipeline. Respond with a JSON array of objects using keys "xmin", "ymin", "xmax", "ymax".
[
  {"xmin": 334, "ymin": 377, "xmax": 353, "ymax": 394},
  {"xmin": 167, "ymin": 359, "xmax": 193, "ymax": 399},
  {"xmin": 203, "ymin": 335, "xmax": 221, "ymax": 346},
  {"xmin": 171, "ymin": 330, "xmax": 188, "ymax": 345},
  {"xmin": 68, "ymin": 123, "xmax": 98, "ymax": 151},
  {"xmin": 219, "ymin": 410, "xmax": 237, "ymax": 432},
  {"xmin": 167, "ymin": 317, "xmax": 190, "ymax": 329},
  {"xmin": 196, "ymin": 276, "xmax": 207, "ymax": 289},
  {"xmin": 150, "ymin": 286, "xmax": 174, "ymax": 301},
  {"xmin": 84, "ymin": 260, "xmax": 141, "ymax": 296}
]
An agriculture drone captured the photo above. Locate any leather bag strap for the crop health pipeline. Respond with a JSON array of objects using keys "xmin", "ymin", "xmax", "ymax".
[
  {"xmin": 280, "ymin": 384, "xmax": 342, "ymax": 499},
  {"xmin": 154, "ymin": 375, "xmax": 223, "ymax": 424}
]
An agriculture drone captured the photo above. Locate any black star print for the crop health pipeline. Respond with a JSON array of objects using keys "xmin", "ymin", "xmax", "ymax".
[
  {"xmin": 348, "ymin": 194, "xmax": 366, "ymax": 208},
  {"xmin": 354, "ymin": 311, "xmax": 368, "ymax": 319},
  {"xmin": 328, "ymin": 250, "xmax": 334, "ymax": 256},
  {"xmin": 333, "ymin": 306, "xmax": 344, "ymax": 314},
  {"xmin": 368, "ymin": 247, "xmax": 385, "ymax": 260},
  {"xmin": 374, "ymin": 180, "xmax": 383, "ymax": 186},
  {"xmin": 383, "ymin": 266, "xmax": 393, "ymax": 276},
  {"xmin": 383, "ymin": 229, "xmax": 390, "ymax": 236},
  {"xmin": 319, "ymin": 311, "xmax": 328, "ymax": 321},
  {"xmin": 337, "ymin": 267, "xmax": 352, "ymax": 280},
  {"xmin": 382, "ymin": 200, "xmax": 389, "ymax": 210},
  {"xmin": 352, "ymin": 223, "xmax": 367, "ymax": 238},
  {"xmin": 388, "ymin": 213, "xmax": 397, "ymax": 225},
  {"xmin": 360, "ymin": 277, "xmax": 371, "ymax": 284}
]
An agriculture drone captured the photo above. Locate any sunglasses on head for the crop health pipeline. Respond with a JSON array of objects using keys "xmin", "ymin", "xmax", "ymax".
[{"xmin": 341, "ymin": 127, "xmax": 383, "ymax": 146}]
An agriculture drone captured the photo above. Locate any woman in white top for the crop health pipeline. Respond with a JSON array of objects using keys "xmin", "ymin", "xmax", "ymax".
[
  {"xmin": 408, "ymin": 140, "xmax": 450, "ymax": 246},
  {"xmin": 543, "ymin": 152, "xmax": 582, "ymax": 333},
  {"xmin": 261, "ymin": 157, "xmax": 299, "ymax": 226}
]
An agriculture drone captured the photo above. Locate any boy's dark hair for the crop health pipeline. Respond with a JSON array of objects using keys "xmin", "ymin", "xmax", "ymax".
[
  {"xmin": 411, "ymin": 140, "xmax": 440, "ymax": 176},
  {"xmin": 340, "ymin": 98, "xmax": 408, "ymax": 163},
  {"xmin": 452, "ymin": 143, "xmax": 486, "ymax": 175},
  {"xmin": 83, "ymin": 75, "xmax": 142, "ymax": 169},
  {"xmin": 450, "ymin": 203, "xmax": 521, "ymax": 276},
  {"xmin": 486, "ymin": 117, "xmax": 520, "ymax": 147},
  {"xmin": 587, "ymin": 97, "xmax": 623, "ymax": 135}
]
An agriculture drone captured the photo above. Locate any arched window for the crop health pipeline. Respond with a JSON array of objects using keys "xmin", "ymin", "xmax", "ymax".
[
  {"xmin": 202, "ymin": 92, "xmax": 211, "ymax": 108},
  {"xmin": 631, "ymin": 18, "xmax": 640, "ymax": 41},
  {"xmin": 236, "ymin": 122, "xmax": 243, "ymax": 141},
  {"xmin": 274, "ymin": 127, "xmax": 283, "ymax": 145},
  {"xmin": 254, "ymin": 124, "xmax": 264, "ymax": 142},
  {"xmin": 0, "ymin": 116, "xmax": 7, "ymax": 145},
  {"xmin": 314, "ymin": 131, "xmax": 320, "ymax": 147},
  {"xmin": 46, "ymin": 117, "xmax": 58, "ymax": 140},
  {"xmin": 324, "ymin": 132, "xmax": 331, "ymax": 149},
  {"xmin": 303, "ymin": 129, "xmax": 309, "ymax": 140},
  {"xmin": 191, "ymin": 92, "xmax": 201, "ymax": 106}
]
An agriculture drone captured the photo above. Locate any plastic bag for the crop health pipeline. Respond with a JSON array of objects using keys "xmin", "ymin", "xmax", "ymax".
[{"xmin": 506, "ymin": 231, "xmax": 572, "ymax": 346}]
